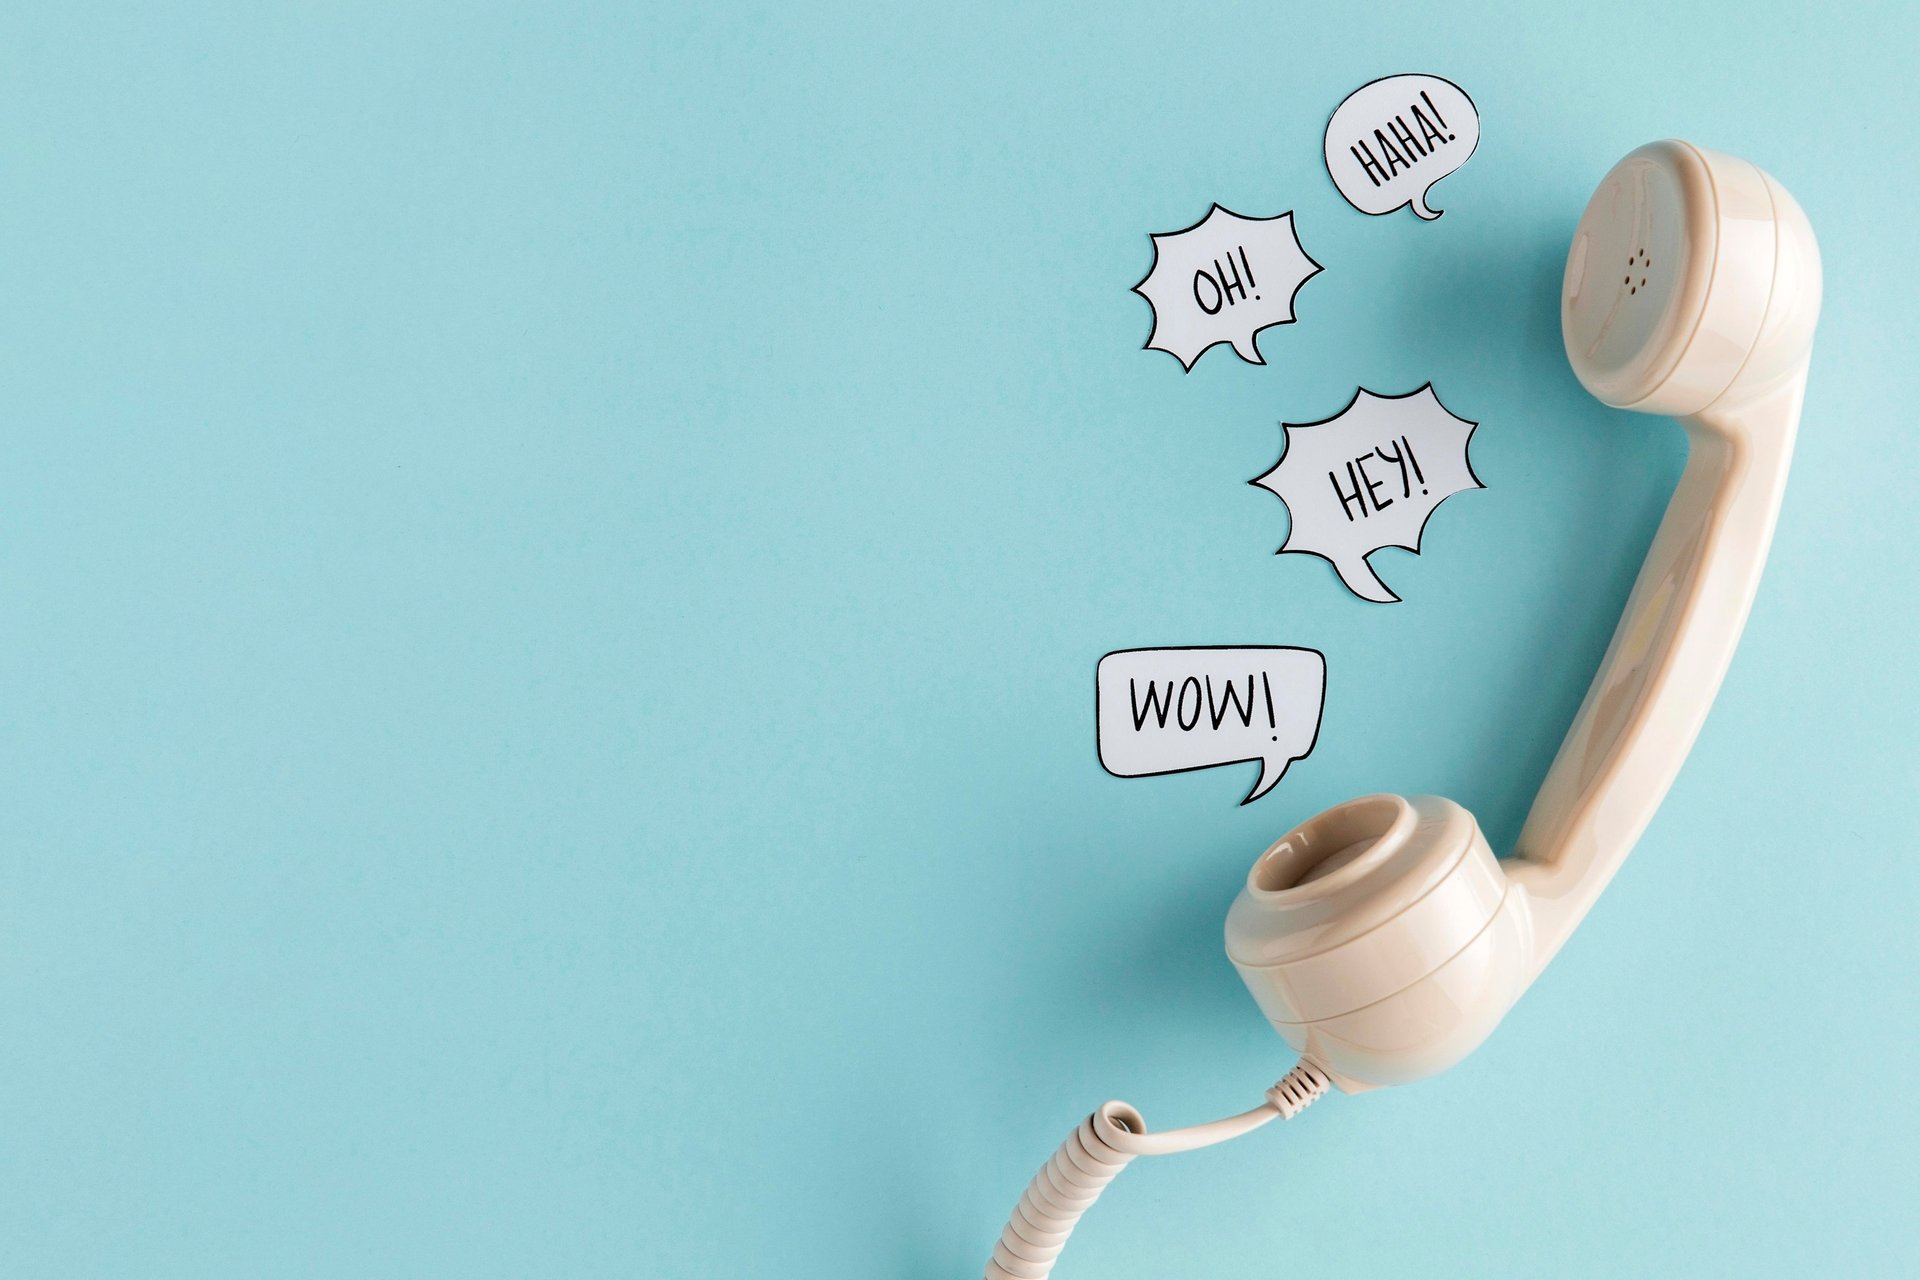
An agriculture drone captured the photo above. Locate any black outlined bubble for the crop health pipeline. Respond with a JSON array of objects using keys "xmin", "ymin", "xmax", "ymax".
[
  {"xmin": 1325, "ymin": 75, "xmax": 1480, "ymax": 220},
  {"xmin": 1131, "ymin": 206, "xmax": 1323, "ymax": 371},
  {"xmin": 1096, "ymin": 646, "xmax": 1326, "ymax": 805},
  {"xmin": 1250, "ymin": 385, "xmax": 1483, "ymax": 603}
]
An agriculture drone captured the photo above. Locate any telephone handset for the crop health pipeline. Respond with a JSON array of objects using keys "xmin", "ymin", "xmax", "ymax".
[{"xmin": 987, "ymin": 141, "xmax": 1821, "ymax": 1280}]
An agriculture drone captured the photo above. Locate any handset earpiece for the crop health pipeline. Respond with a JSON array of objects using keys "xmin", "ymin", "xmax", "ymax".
[
  {"xmin": 1227, "ymin": 141, "xmax": 1821, "ymax": 1092},
  {"xmin": 986, "ymin": 141, "xmax": 1821, "ymax": 1279}
]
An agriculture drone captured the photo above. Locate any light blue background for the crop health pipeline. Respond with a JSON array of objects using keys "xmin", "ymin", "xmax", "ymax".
[{"xmin": 2, "ymin": 2, "xmax": 1915, "ymax": 1276}]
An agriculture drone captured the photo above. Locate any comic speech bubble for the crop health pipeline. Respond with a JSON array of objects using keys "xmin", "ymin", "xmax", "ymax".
[
  {"xmin": 1132, "ymin": 205, "xmax": 1322, "ymax": 371},
  {"xmin": 1097, "ymin": 647, "xmax": 1325, "ymax": 805},
  {"xmin": 1250, "ymin": 385, "xmax": 1482, "ymax": 603},
  {"xmin": 1324, "ymin": 75, "xmax": 1479, "ymax": 220}
]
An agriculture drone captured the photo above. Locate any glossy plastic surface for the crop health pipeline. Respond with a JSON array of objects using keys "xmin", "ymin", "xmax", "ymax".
[
  {"xmin": 1227, "ymin": 795, "xmax": 1527, "ymax": 1091},
  {"xmin": 1513, "ymin": 143, "xmax": 1821, "ymax": 967},
  {"xmin": 1228, "ymin": 140, "xmax": 1820, "ymax": 1091}
]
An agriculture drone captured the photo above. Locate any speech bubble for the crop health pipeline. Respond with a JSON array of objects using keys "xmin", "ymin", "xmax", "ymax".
[
  {"xmin": 1132, "ymin": 205, "xmax": 1322, "ymax": 371},
  {"xmin": 1250, "ymin": 385, "xmax": 1482, "ymax": 603},
  {"xmin": 1324, "ymin": 74, "xmax": 1479, "ymax": 220},
  {"xmin": 1097, "ymin": 646, "xmax": 1326, "ymax": 805}
]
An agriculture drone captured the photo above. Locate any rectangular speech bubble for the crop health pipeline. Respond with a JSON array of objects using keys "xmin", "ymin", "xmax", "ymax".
[{"xmin": 1096, "ymin": 646, "xmax": 1326, "ymax": 805}]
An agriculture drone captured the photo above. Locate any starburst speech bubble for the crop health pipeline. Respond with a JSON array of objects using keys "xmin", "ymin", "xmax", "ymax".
[
  {"xmin": 1131, "ymin": 205, "xmax": 1322, "ymax": 371},
  {"xmin": 1250, "ymin": 385, "xmax": 1482, "ymax": 603}
]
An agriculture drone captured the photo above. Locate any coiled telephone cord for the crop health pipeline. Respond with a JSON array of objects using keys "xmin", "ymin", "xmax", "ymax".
[{"xmin": 984, "ymin": 1060, "xmax": 1331, "ymax": 1280}]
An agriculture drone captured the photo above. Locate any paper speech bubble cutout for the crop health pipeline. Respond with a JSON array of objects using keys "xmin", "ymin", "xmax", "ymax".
[
  {"xmin": 1097, "ymin": 646, "xmax": 1326, "ymax": 804},
  {"xmin": 1324, "ymin": 74, "xmax": 1479, "ymax": 220},
  {"xmin": 1250, "ymin": 385, "xmax": 1482, "ymax": 603},
  {"xmin": 1132, "ymin": 205, "xmax": 1323, "ymax": 371}
]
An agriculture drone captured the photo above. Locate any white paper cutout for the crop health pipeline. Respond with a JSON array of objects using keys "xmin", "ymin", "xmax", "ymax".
[
  {"xmin": 1324, "ymin": 75, "xmax": 1479, "ymax": 220},
  {"xmin": 1132, "ymin": 206, "xmax": 1322, "ymax": 371},
  {"xmin": 1097, "ymin": 646, "xmax": 1325, "ymax": 805},
  {"xmin": 1250, "ymin": 385, "xmax": 1482, "ymax": 603}
]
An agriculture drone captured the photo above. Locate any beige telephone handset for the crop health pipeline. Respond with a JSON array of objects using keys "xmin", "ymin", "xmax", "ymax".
[{"xmin": 987, "ymin": 141, "xmax": 1821, "ymax": 1280}]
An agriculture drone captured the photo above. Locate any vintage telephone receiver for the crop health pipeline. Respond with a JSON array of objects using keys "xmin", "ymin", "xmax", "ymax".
[{"xmin": 986, "ymin": 140, "xmax": 1821, "ymax": 1280}]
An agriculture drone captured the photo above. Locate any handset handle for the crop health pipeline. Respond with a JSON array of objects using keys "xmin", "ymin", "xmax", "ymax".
[{"xmin": 1510, "ymin": 371, "xmax": 1805, "ymax": 974}]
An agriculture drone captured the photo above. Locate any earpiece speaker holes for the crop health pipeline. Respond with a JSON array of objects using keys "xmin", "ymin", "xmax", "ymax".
[{"xmin": 1626, "ymin": 249, "xmax": 1650, "ymax": 294}]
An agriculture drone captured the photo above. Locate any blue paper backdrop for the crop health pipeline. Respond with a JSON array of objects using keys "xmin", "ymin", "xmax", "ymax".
[{"xmin": 2, "ymin": 2, "xmax": 1915, "ymax": 1276}]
